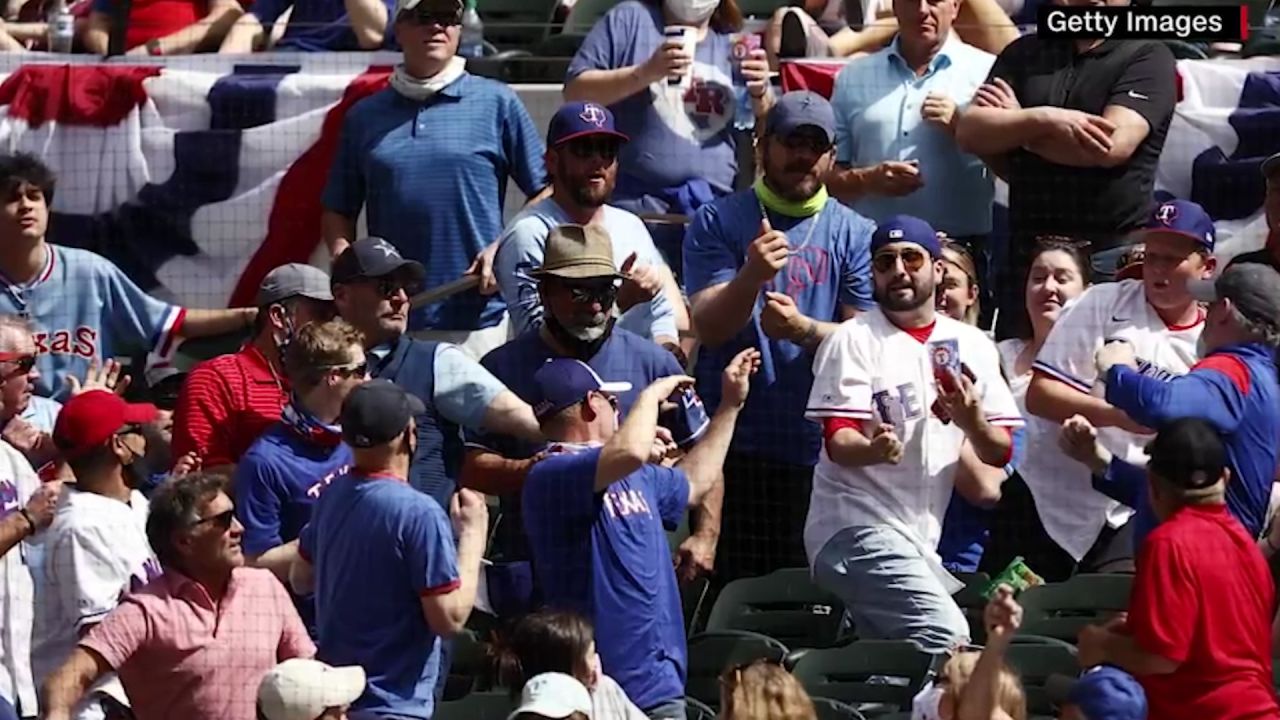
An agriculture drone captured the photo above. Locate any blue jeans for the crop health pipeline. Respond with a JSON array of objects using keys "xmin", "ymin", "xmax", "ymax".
[
  {"xmin": 812, "ymin": 526, "xmax": 970, "ymax": 653},
  {"xmin": 1089, "ymin": 244, "xmax": 1131, "ymax": 283},
  {"xmin": 645, "ymin": 698, "xmax": 687, "ymax": 720}
]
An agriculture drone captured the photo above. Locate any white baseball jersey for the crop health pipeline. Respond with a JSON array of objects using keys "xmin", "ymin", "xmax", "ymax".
[
  {"xmin": 1033, "ymin": 279, "xmax": 1202, "ymax": 470},
  {"xmin": 0, "ymin": 441, "xmax": 40, "ymax": 714},
  {"xmin": 32, "ymin": 487, "xmax": 157, "ymax": 720},
  {"xmin": 804, "ymin": 308, "xmax": 1024, "ymax": 567}
]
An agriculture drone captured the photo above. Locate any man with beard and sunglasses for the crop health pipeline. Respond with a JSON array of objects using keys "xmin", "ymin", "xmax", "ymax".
[
  {"xmin": 465, "ymin": 224, "xmax": 712, "ymax": 583},
  {"xmin": 495, "ymin": 101, "xmax": 688, "ymax": 355},
  {"xmin": 805, "ymin": 215, "xmax": 1022, "ymax": 653},
  {"xmin": 682, "ymin": 90, "xmax": 874, "ymax": 583},
  {"xmin": 332, "ymin": 237, "xmax": 541, "ymax": 511},
  {"xmin": 172, "ymin": 263, "xmax": 336, "ymax": 477},
  {"xmin": 42, "ymin": 474, "xmax": 314, "ymax": 720},
  {"xmin": 32, "ymin": 391, "xmax": 166, "ymax": 720},
  {"xmin": 321, "ymin": 0, "xmax": 548, "ymax": 360}
]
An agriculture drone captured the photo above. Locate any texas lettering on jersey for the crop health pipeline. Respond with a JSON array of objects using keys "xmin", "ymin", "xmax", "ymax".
[
  {"xmin": 31, "ymin": 327, "xmax": 97, "ymax": 358},
  {"xmin": 306, "ymin": 464, "xmax": 352, "ymax": 500}
]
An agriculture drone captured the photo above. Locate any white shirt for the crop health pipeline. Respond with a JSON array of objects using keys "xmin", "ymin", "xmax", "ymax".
[
  {"xmin": 804, "ymin": 309, "xmax": 1023, "ymax": 569},
  {"xmin": 1032, "ymin": 279, "xmax": 1202, "ymax": 470},
  {"xmin": 998, "ymin": 339, "xmax": 1120, "ymax": 561},
  {"xmin": 0, "ymin": 440, "xmax": 40, "ymax": 714},
  {"xmin": 31, "ymin": 486, "xmax": 155, "ymax": 719},
  {"xmin": 494, "ymin": 198, "xmax": 677, "ymax": 342}
]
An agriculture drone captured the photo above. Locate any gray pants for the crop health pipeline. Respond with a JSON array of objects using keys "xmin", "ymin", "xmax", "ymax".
[
  {"xmin": 813, "ymin": 526, "xmax": 970, "ymax": 653},
  {"xmin": 645, "ymin": 698, "xmax": 687, "ymax": 720}
]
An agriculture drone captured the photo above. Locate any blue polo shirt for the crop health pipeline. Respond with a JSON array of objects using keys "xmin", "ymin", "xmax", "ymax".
[
  {"xmin": 682, "ymin": 191, "xmax": 875, "ymax": 466},
  {"xmin": 831, "ymin": 33, "xmax": 995, "ymax": 236},
  {"xmin": 323, "ymin": 79, "xmax": 548, "ymax": 331},
  {"xmin": 249, "ymin": 0, "xmax": 396, "ymax": 51},
  {"xmin": 470, "ymin": 327, "xmax": 685, "ymax": 559},
  {"xmin": 523, "ymin": 446, "xmax": 689, "ymax": 712},
  {"xmin": 300, "ymin": 472, "xmax": 458, "ymax": 719}
]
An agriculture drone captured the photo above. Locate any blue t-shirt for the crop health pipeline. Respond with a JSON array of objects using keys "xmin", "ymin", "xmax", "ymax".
[
  {"xmin": 682, "ymin": 191, "xmax": 875, "ymax": 465},
  {"xmin": 300, "ymin": 473, "xmax": 459, "ymax": 719},
  {"xmin": 470, "ymin": 328, "xmax": 686, "ymax": 560},
  {"xmin": 567, "ymin": 0, "xmax": 739, "ymax": 203},
  {"xmin": 523, "ymin": 447, "xmax": 690, "ymax": 711},
  {"xmin": 251, "ymin": 0, "xmax": 397, "ymax": 51},
  {"xmin": 323, "ymin": 80, "xmax": 548, "ymax": 331}
]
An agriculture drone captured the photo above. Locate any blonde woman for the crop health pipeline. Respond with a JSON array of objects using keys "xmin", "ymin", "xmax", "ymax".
[{"xmin": 719, "ymin": 660, "xmax": 816, "ymax": 720}]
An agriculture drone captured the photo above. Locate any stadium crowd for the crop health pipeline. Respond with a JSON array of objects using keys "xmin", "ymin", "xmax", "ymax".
[{"xmin": 0, "ymin": 0, "xmax": 1277, "ymax": 719}]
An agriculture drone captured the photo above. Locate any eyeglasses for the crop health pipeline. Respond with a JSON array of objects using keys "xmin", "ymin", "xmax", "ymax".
[
  {"xmin": 872, "ymin": 248, "xmax": 929, "ymax": 274},
  {"xmin": 0, "ymin": 352, "xmax": 35, "ymax": 377},
  {"xmin": 565, "ymin": 138, "xmax": 621, "ymax": 161},
  {"xmin": 562, "ymin": 278, "xmax": 621, "ymax": 305},
  {"xmin": 189, "ymin": 509, "xmax": 235, "ymax": 531},
  {"xmin": 777, "ymin": 133, "xmax": 833, "ymax": 155}
]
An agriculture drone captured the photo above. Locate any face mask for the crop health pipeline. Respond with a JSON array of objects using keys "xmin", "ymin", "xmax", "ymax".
[
  {"xmin": 273, "ymin": 308, "xmax": 297, "ymax": 356},
  {"xmin": 911, "ymin": 683, "xmax": 946, "ymax": 720},
  {"xmin": 664, "ymin": 0, "xmax": 718, "ymax": 24}
]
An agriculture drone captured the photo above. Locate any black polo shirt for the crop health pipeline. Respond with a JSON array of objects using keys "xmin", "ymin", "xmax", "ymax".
[{"xmin": 988, "ymin": 37, "xmax": 1177, "ymax": 253}]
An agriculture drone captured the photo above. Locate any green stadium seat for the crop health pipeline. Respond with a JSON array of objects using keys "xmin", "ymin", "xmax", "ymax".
[
  {"xmin": 1018, "ymin": 574, "xmax": 1133, "ymax": 643},
  {"xmin": 812, "ymin": 696, "xmax": 869, "ymax": 720},
  {"xmin": 1003, "ymin": 643, "xmax": 1080, "ymax": 715},
  {"xmin": 687, "ymin": 696, "xmax": 717, "ymax": 720},
  {"xmin": 950, "ymin": 571, "xmax": 991, "ymax": 644},
  {"xmin": 683, "ymin": 576, "xmax": 713, "ymax": 636},
  {"xmin": 789, "ymin": 640, "xmax": 935, "ymax": 715},
  {"xmin": 442, "ymin": 629, "xmax": 493, "ymax": 700},
  {"xmin": 705, "ymin": 568, "xmax": 846, "ymax": 650},
  {"xmin": 434, "ymin": 691, "xmax": 513, "ymax": 720},
  {"xmin": 478, "ymin": 0, "xmax": 561, "ymax": 51},
  {"xmin": 564, "ymin": 0, "xmax": 617, "ymax": 33},
  {"xmin": 685, "ymin": 630, "xmax": 789, "ymax": 708}
]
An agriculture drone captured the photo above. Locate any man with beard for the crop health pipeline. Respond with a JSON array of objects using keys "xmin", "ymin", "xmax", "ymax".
[
  {"xmin": 495, "ymin": 101, "xmax": 687, "ymax": 354},
  {"xmin": 464, "ymin": 224, "xmax": 715, "ymax": 582},
  {"xmin": 805, "ymin": 215, "xmax": 1021, "ymax": 652},
  {"xmin": 682, "ymin": 90, "xmax": 874, "ymax": 582}
]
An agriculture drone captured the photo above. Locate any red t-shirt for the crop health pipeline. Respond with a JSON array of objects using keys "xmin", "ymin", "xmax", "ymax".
[
  {"xmin": 1129, "ymin": 504, "xmax": 1279, "ymax": 720},
  {"xmin": 91, "ymin": 0, "xmax": 207, "ymax": 50}
]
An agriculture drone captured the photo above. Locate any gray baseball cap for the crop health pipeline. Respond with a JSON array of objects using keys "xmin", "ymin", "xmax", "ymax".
[
  {"xmin": 1262, "ymin": 152, "xmax": 1280, "ymax": 181},
  {"xmin": 257, "ymin": 263, "xmax": 334, "ymax": 306},
  {"xmin": 1190, "ymin": 261, "xmax": 1280, "ymax": 333},
  {"xmin": 764, "ymin": 91, "xmax": 837, "ymax": 145}
]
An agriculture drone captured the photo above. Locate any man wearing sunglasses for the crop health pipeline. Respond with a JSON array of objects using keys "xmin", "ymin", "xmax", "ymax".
[
  {"xmin": 466, "ymin": 224, "xmax": 713, "ymax": 583},
  {"xmin": 332, "ymin": 237, "xmax": 541, "ymax": 512},
  {"xmin": 805, "ymin": 215, "xmax": 1022, "ymax": 653},
  {"xmin": 234, "ymin": 319, "xmax": 367, "ymax": 631},
  {"xmin": 321, "ymin": 0, "xmax": 549, "ymax": 360},
  {"xmin": 43, "ymin": 474, "xmax": 315, "ymax": 720},
  {"xmin": 495, "ymin": 101, "xmax": 687, "ymax": 354},
  {"xmin": 33, "ymin": 390, "xmax": 163, "ymax": 720},
  {"xmin": 172, "ymin": 263, "xmax": 337, "ymax": 477},
  {"xmin": 683, "ymin": 90, "xmax": 875, "ymax": 584}
]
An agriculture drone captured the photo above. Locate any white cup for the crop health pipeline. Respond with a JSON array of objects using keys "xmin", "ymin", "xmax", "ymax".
[{"xmin": 662, "ymin": 25, "xmax": 696, "ymax": 89}]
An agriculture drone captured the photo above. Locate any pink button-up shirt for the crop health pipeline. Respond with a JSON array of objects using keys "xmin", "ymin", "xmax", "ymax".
[{"xmin": 80, "ymin": 566, "xmax": 315, "ymax": 720}]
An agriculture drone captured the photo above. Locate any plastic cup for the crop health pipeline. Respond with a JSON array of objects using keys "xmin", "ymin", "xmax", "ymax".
[{"xmin": 663, "ymin": 25, "xmax": 696, "ymax": 89}]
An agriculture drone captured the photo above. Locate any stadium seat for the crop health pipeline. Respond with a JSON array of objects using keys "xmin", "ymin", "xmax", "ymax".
[
  {"xmin": 1002, "ymin": 643, "xmax": 1080, "ymax": 715},
  {"xmin": 685, "ymin": 630, "xmax": 790, "ymax": 707},
  {"xmin": 705, "ymin": 568, "xmax": 846, "ymax": 650},
  {"xmin": 687, "ymin": 696, "xmax": 717, "ymax": 720},
  {"xmin": 683, "ymin": 576, "xmax": 713, "ymax": 635},
  {"xmin": 442, "ymin": 629, "xmax": 493, "ymax": 700},
  {"xmin": 433, "ymin": 691, "xmax": 513, "ymax": 720},
  {"xmin": 479, "ymin": 0, "xmax": 561, "ymax": 51},
  {"xmin": 789, "ymin": 640, "xmax": 935, "ymax": 714},
  {"xmin": 1018, "ymin": 574, "xmax": 1133, "ymax": 643},
  {"xmin": 564, "ymin": 0, "xmax": 617, "ymax": 33},
  {"xmin": 737, "ymin": 0, "xmax": 788, "ymax": 19},
  {"xmin": 950, "ymin": 571, "xmax": 991, "ymax": 644},
  {"xmin": 812, "ymin": 696, "xmax": 869, "ymax": 720}
]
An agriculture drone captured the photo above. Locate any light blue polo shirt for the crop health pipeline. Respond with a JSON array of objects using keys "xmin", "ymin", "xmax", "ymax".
[
  {"xmin": 323, "ymin": 78, "xmax": 548, "ymax": 332},
  {"xmin": 831, "ymin": 33, "xmax": 995, "ymax": 236}
]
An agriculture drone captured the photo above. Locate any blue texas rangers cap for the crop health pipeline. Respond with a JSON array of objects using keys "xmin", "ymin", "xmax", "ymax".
[
  {"xmin": 1047, "ymin": 665, "xmax": 1147, "ymax": 720},
  {"xmin": 546, "ymin": 102, "xmax": 630, "ymax": 147},
  {"xmin": 1141, "ymin": 199, "xmax": 1215, "ymax": 252},
  {"xmin": 531, "ymin": 358, "xmax": 632, "ymax": 420},
  {"xmin": 870, "ymin": 215, "xmax": 942, "ymax": 257},
  {"xmin": 764, "ymin": 90, "xmax": 836, "ymax": 145},
  {"xmin": 340, "ymin": 379, "xmax": 426, "ymax": 449}
]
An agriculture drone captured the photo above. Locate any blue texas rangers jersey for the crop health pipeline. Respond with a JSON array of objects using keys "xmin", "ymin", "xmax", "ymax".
[{"xmin": 0, "ymin": 245, "xmax": 183, "ymax": 400}]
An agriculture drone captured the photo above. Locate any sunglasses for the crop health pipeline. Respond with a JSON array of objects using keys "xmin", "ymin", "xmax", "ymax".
[
  {"xmin": 872, "ymin": 248, "xmax": 929, "ymax": 274},
  {"xmin": 0, "ymin": 352, "xmax": 35, "ymax": 376},
  {"xmin": 117, "ymin": 424, "xmax": 145, "ymax": 437},
  {"xmin": 189, "ymin": 509, "xmax": 235, "ymax": 532},
  {"xmin": 372, "ymin": 277, "xmax": 409, "ymax": 300},
  {"xmin": 561, "ymin": 278, "xmax": 620, "ymax": 305},
  {"xmin": 402, "ymin": 7, "xmax": 461, "ymax": 25},
  {"xmin": 326, "ymin": 361, "xmax": 368, "ymax": 379},
  {"xmin": 565, "ymin": 138, "xmax": 621, "ymax": 161},
  {"xmin": 777, "ymin": 133, "xmax": 833, "ymax": 155}
]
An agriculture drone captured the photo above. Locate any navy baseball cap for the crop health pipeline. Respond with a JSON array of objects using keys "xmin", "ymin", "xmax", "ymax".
[
  {"xmin": 531, "ymin": 358, "xmax": 632, "ymax": 420},
  {"xmin": 1141, "ymin": 199, "xmax": 1215, "ymax": 252},
  {"xmin": 547, "ymin": 102, "xmax": 629, "ymax": 148},
  {"xmin": 331, "ymin": 237, "xmax": 427, "ymax": 290},
  {"xmin": 1145, "ymin": 417, "xmax": 1227, "ymax": 496},
  {"xmin": 870, "ymin": 215, "xmax": 942, "ymax": 257},
  {"xmin": 1047, "ymin": 666, "xmax": 1147, "ymax": 720},
  {"xmin": 340, "ymin": 379, "xmax": 426, "ymax": 449},
  {"xmin": 764, "ymin": 91, "xmax": 836, "ymax": 145}
]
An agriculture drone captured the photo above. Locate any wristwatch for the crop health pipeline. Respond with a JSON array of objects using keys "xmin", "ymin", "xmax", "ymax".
[{"xmin": 146, "ymin": 38, "xmax": 163, "ymax": 56}]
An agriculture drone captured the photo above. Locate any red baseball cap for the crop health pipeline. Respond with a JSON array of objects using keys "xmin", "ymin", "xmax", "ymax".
[{"xmin": 54, "ymin": 390, "xmax": 158, "ymax": 460}]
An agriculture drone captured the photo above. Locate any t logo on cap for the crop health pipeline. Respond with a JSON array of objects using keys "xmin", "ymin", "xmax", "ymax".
[
  {"xmin": 1156, "ymin": 203, "xmax": 1179, "ymax": 225},
  {"xmin": 580, "ymin": 104, "xmax": 607, "ymax": 127}
]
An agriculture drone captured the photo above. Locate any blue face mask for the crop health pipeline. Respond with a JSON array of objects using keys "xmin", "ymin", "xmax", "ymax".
[{"xmin": 911, "ymin": 683, "xmax": 946, "ymax": 720}]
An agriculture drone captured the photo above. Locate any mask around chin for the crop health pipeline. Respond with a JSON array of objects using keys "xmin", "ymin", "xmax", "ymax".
[
  {"xmin": 664, "ymin": 0, "xmax": 718, "ymax": 24},
  {"xmin": 910, "ymin": 683, "xmax": 946, "ymax": 720}
]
